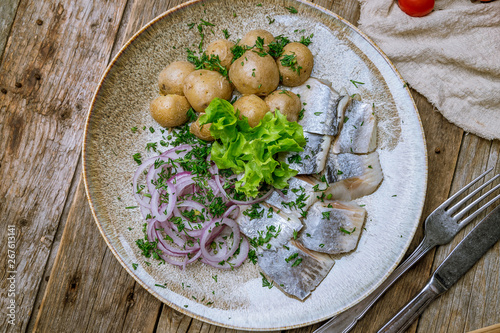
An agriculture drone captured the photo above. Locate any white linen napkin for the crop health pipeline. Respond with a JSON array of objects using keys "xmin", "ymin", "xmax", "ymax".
[{"xmin": 358, "ymin": 0, "xmax": 500, "ymax": 140}]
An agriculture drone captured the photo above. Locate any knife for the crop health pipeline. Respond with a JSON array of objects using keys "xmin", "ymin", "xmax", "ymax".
[{"xmin": 378, "ymin": 205, "xmax": 500, "ymax": 333}]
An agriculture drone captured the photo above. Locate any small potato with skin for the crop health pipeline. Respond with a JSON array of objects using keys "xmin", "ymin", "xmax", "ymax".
[
  {"xmin": 150, "ymin": 95, "xmax": 191, "ymax": 128},
  {"xmin": 240, "ymin": 29, "xmax": 275, "ymax": 51},
  {"xmin": 206, "ymin": 39, "xmax": 235, "ymax": 70},
  {"xmin": 265, "ymin": 90, "xmax": 302, "ymax": 122},
  {"xmin": 183, "ymin": 69, "xmax": 233, "ymax": 113},
  {"xmin": 190, "ymin": 117, "xmax": 214, "ymax": 141},
  {"xmin": 229, "ymin": 50, "xmax": 279, "ymax": 96},
  {"xmin": 158, "ymin": 61, "xmax": 195, "ymax": 95},
  {"xmin": 233, "ymin": 94, "xmax": 270, "ymax": 127},
  {"xmin": 277, "ymin": 42, "xmax": 314, "ymax": 87}
]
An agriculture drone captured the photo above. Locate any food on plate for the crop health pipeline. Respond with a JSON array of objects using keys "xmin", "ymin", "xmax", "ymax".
[
  {"xmin": 158, "ymin": 61, "xmax": 195, "ymax": 95},
  {"xmin": 322, "ymin": 152, "xmax": 384, "ymax": 201},
  {"xmin": 190, "ymin": 117, "xmax": 214, "ymax": 141},
  {"xmin": 240, "ymin": 29, "xmax": 275, "ymax": 52},
  {"xmin": 277, "ymin": 42, "xmax": 314, "ymax": 86},
  {"xmin": 278, "ymin": 131, "xmax": 332, "ymax": 175},
  {"xmin": 199, "ymin": 98, "xmax": 306, "ymax": 198},
  {"xmin": 206, "ymin": 39, "xmax": 235, "ymax": 69},
  {"xmin": 133, "ymin": 25, "xmax": 385, "ymax": 301},
  {"xmin": 232, "ymin": 94, "xmax": 270, "ymax": 127},
  {"xmin": 183, "ymin": 69, "xmax": 233, "ymax": 112},
  {"xmin": 299, "ymin": 201, "xmax": 367, "ymax": 254},
  {"xmin": 289, "ymin": 78, "xmax": 346, "ymax": 136},
  {"xmin": 257, "ymin": 240, "xmax": 336, "ymax": 300},
  {"xmin": 229, "ymin": 50, "xmax": 280, "ymax": 96},
  {"xmin": 150, "ymin": 95, "xmax": 191, "ymax": 128},
  {"xmin": 332, "ymin": 100, "xmax": 377, "ymax": 154},
  {"xmin": 236, "ymin": 203, "xmax": 303, "ymax": 251},
  {"xmin": 264, "ymin": 89, "xmax": 302, "ymax": 122}
]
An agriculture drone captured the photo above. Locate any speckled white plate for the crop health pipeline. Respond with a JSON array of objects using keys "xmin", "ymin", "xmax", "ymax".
[{"xmin": 83, "ymin": 0, "xmax": 427, "ymax": 330}]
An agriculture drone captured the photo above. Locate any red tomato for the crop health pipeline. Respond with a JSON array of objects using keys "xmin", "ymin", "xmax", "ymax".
[{"xmin": 398, "ymin": 0, "xmax": 435, "ymax": 17}]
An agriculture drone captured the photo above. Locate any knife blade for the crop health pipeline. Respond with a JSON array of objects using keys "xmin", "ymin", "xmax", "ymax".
[{"xmin": 379, "ymin": 204, "xmax": 500, "ymax": 333}]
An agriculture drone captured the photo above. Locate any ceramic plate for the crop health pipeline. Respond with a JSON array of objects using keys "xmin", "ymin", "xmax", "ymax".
[{"xmin": 83, "ymin": 0, "xmax": 427, "ymax": 330}]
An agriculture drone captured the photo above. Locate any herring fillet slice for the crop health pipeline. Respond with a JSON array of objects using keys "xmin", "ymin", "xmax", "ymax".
[
  {"xmin": 278, "ymin": 131, "xmax": 332, "ymax": 175},
  {"xmin": 322, "ymin": 151, "xmax": 383, "ymax": 201},
  {"xmin": 236, "ymin": 203, "xmax": 303, "ymax": 251},
  {"xmin": 258, "ymin": 240, "xmax": 335, "ymax": 300},
  {"xmin": 265, "ymin": 176, "xmax": 318, "ymax": 218},
  {"xmin": 332, "ymin": 100, "xmax": 377, "ymax": 154},
  {"xmin": 299, "ymin": 201, "xmax": 366, "ymax": 254},
  {"xmin": 289, "ymin": 78, "xmax": 340, "ymax": 136}
]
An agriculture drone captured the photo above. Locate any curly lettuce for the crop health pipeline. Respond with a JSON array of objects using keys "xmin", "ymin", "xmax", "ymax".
[{"xmin": 199, "ymin": 98, "xmax": 306, "ymax": 198}]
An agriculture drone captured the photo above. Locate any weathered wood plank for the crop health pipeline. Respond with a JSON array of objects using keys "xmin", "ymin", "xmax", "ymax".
[
  {"xmin": 0, "ymin": 0, "xmax": 21, "ymax": 61},
  {"xmin": 33, "ymin": 180, "xmax": 162, "ymax": 332},
  {"xmin": 25, "ymin": 157, "xmax": 83, "ymax": 333},
  {"xmin": 0, "ymin": 0, "xmax": 129, "ymax": 331},
  {"xmin": 417, "ymin": 137, "xmax": 500, "ymax": 333}
]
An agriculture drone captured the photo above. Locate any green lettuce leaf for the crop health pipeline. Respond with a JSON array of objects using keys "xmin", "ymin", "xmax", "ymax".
[{"xmin": 199, "ymin": 98, "xmax": 306, "ymax": 198}]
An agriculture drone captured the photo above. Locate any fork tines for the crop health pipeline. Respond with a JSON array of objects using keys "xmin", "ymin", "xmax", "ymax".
[{"xmin": 442, "ymin": 168, "xmax": 500, "ymax": 225}]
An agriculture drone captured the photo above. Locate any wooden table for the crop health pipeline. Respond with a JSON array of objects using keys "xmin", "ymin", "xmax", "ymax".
[{"xmin": 1, "ymin": 0, "xmax": 499, "ymax": 332}]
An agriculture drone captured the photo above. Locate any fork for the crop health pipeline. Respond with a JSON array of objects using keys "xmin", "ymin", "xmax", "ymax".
[{"xmin": 314, "ymin": 168, "xmax": 500, "ymax": 333}]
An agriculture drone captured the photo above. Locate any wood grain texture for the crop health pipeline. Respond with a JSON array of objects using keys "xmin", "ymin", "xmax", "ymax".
[
  {"xmin": 417, "ymin": 136, "xmax": 500, "ymax": 333},
  {"xmin": 0, "ymin": 0, "xmax": 21, "ymax": 61},
  {"xmin": 33, "ymin": 180, "xmax": 162, "ymax": 332},
  {"xmin": 0, "ymin": 0, "xmax": 128, "ymax": 331}
]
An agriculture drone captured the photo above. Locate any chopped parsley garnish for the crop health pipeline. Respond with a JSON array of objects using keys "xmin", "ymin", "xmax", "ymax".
[
  {"xmin": 212, "ymin": 275, "xmax": 218, "ymax": 282},
  {"xmin": 155, "ymin": 284, "xmax": 166, "ymax": 288},
  {"xmin": 222, "ymin": 29, "xmax": 230, "ymax": 39},
  {"xmin": 314, "ymin": 112, "xmax": 322, "ymax": 116},
  {"xmin": 260, "ymin": 272, "xmax": 273, "ymax": 289},
  {"xmin": 267, "ymin": 16, "xmax": 275, "ymax": 24},
  {"xmin": 243, "ymin": 203, "xmax": 265, "ymax": 220},
  {"xmin": 285, "ymin": 252, "xmax": 299, "ymax": 263},
  {"xmin": 268, "ymin": 35, "xmax": 290, "ymax": 58},
  {"xmin": 339, "ymin": 227, "xmax": 352, "ymax": 235},
  {"xmin": 337, "ymin": 170, "xmax": 343, "ymax": 175},
  {"xmin": 291, "ymin": 258, "xmax": 302, "ymax": 267},
  {"xmin": 285, "ymin": 6, "xmax": 298, "ymax": 13},
  {"xmin": 248, "ymin": 249, "xmax": 258, "ymax": 264},
  {"xmin": 131, "ymin": 126, "xmax": 138, "ymax": 133},
  {"xmin": 299, "ymin": 34, "xmax": 314, "ymax": 46},
  {"xmin": 132, "ymin": 152, "xmax": 142, "ymax": 165},
  {"xmin": 319, "ymin": 244, "xmax": 325, "ymax": 248},
  {"xmin": 280, "ymin": 53, "xmax": 302, "ymax": 75},
  {"xmin": 350, "ymin": 79, "xmax": 365, "ymax": 88},
  {"xmin": 125, "ymin": 206, "xmax": 139, "ymax": 209},
  {"xmin": 132, "ymin": 263, "xmax": 138, "ymax": 270},
  {"xmin": 322, "ymin": 211, "xmax": 331, "ymax": 219},
  {"xmin": 287, "ymin": 154, "xmax": 302, "ymax": 164},
  {"xmin": 344, "ymin": 116, "xmax": 349, "ymax": 123},
  {"xmin": 299, "ymin": 108, "xmax": 305, "ymax": 120},
  {"xmin": 186, "ymin": 49, "xmax": 228, "ymax": 77}
]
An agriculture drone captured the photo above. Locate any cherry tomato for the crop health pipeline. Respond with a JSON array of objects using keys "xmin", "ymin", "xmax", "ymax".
[{"xmin": 398, "ymin": 0, "xmax": 435, "ymax": 17}]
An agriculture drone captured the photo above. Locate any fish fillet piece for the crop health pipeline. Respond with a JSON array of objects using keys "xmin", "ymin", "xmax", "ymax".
[
  {"xmin": 322, "ymin": 151, "xmax": 383, "ymax": 201},
  {"xmin": 289, "ymin": 78, "xmax": 341, "ymax": 136},
  {"xmin": 236, "ymin": 203, "xmax": 303, "ymax": 251},
  {"xmin": 332, "ymin": 100, "xmax": 377, "ymax": 154},
  {"xmin": 278, "ymin": 131, "xmax": 332, "ymax": 175},
  {"xmin": 299, "ymin": 201, "xmax": 366, "ymax": 254},
  {"xmin": 265, "ymin": 176, "xmax": 319, "ymax": 219},
  {"xmin": 258, "ymin": 240, "xmax": 335, "ymax": 300}
]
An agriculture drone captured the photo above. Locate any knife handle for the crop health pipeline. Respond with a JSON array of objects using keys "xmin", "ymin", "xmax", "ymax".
[{"xmin": 378, "ymin": 276, "xmax": 446, "ymax": 333}]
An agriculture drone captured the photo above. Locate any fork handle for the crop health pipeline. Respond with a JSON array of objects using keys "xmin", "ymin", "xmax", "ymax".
[
  {"xmin": 314, "ymin": 236, "xmax": 435, "ymax": 333},
  {"xmin": 377, "ymin": 276, "xmax": 446, "ymax": 333}
]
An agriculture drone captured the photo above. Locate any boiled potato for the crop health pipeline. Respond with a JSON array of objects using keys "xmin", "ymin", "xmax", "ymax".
[
  {"xmin": 276, "ymin": 42, "xmax": 314, "ymax": 87},
  {"xmin": 150, "ymin": 95, "xmax": 191, "ymax": 128},
  {"xmin": 158, "ymin": 61, "xmax": 195, "ymax": 95},
  {"xmin": 190, "ymin": 117, "xmax": 214, "ymax": 141},
  {"xmin": 206, "ymin": 39, "xmax": 235, "ymax": 70},
  {"xmin": 183, "ymin": 69, "xmax": 233, "ymax": 113},
  {"xmin": 229, "ymin": 50, "xmax": 279, "ymax": 96},
  {"xmin": 233, "ymin": 94, "xmax": 270, "ymax": 127},
  {"xmin": 264, "ymin": 90, "xmax": 302, "ymax": 122},
  {"xmin": 240, "ymin": 29, "xmax": 275, "ymax": 51}
]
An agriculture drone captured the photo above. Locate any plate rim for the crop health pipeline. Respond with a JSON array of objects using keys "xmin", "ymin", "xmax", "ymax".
[{"xmin": 82, "ymin": 0, "xmax": 428, "ymax": 330}]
